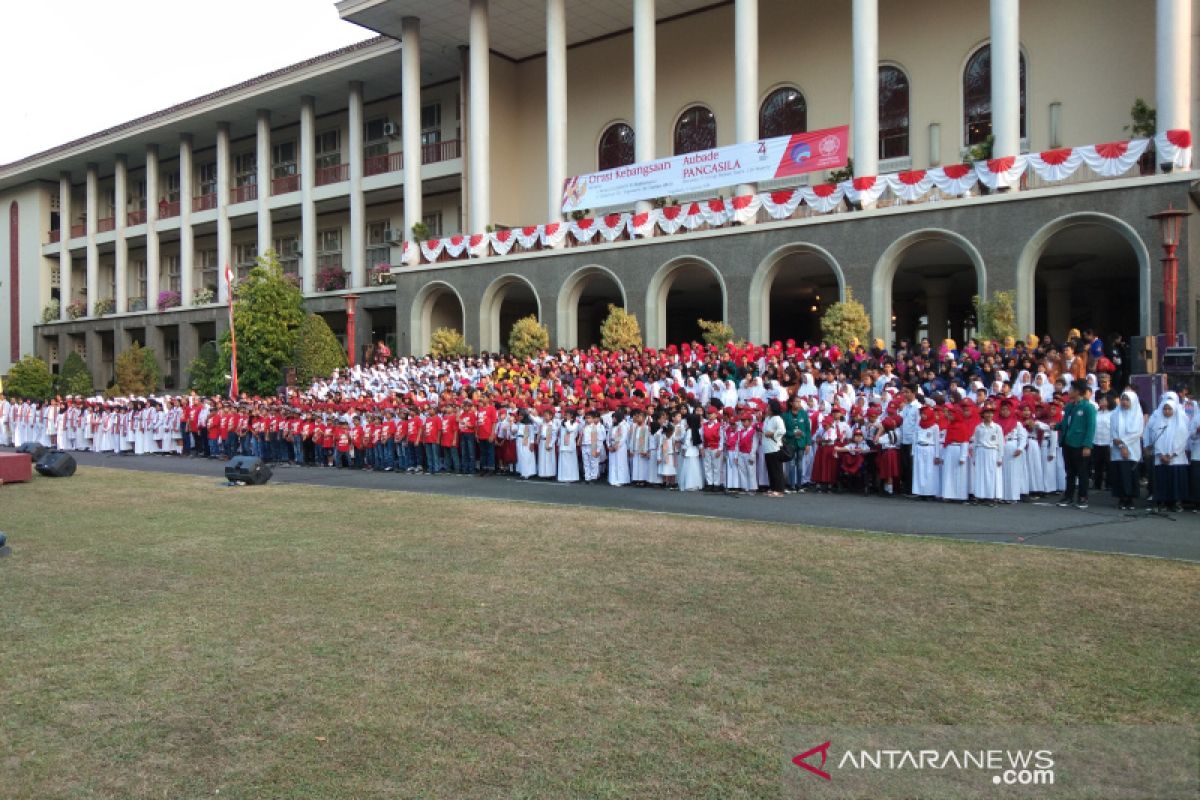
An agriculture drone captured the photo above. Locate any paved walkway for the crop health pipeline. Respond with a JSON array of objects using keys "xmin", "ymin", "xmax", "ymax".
[{"xmin": 20, "ymin": 449, "xmax": 1200, "ymax": 563}]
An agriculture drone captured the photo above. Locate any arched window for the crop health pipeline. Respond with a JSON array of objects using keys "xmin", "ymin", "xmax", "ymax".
[
  {"xmin": 963, "ymin": 44, "xmax": 1026, "ymax": 146},
  {"xmin": 673, "ymin": 105, "xmax": 717, "ymax": 155},
  {"xmin": 879, "ymin": 66, "xmax": 910, "ymax": 159},
  {"xmin": 759, "ymin": 87, "xmax": 807, "ymax": 139},
  {"xmin": 597, "ymin": 122, "xmax": 635, "ymax": 171}
]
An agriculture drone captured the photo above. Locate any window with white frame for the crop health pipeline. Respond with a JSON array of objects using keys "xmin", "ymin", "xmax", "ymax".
[
  {"xmin": 105, "ymin": 263, "xmax": 116, "ymax": 299},
  {"xmin": 164, "ymin": 172, "xmax": 180, "ymax": 204},
  {"xmin": 164, "ymin": 254, "xmax": 181, "ymax": 292},
  {"xmin": 133, "ymin": 259, "xmax": 147, "ymax": 300},
  {"xmin": 420, "ymin": 104, "xmax": 441, "ymax": 145},
  {"xmin": 364, "ymin": 118, "xmax": 389, "ymax": 159},
  {"xmin": 272, "ymin": 141, "xmax": 297, "ymax": 178},
  {"xmin": 234, "ymin": 242, "xmax": 258, "ymax": 280},
  {"xmin": 422, "ymin": 212, "xmax": 442, "ymax": 238},
  {"xmin": 316, "ymin": 130, "xmax": 341, "ymax": 168},
  {"xmin": 131, "ymin": 178, "xmax": 147, "ymax": 211},
  {"xmin": 104, "ymin": 188, "xmax": 116, "ymax": 219},
  {"xmin": 316, "ymin": 228, "xmax": 342, "ymax": 271},
  {"xmin": 366, "ymin": 221, "xmax": 390, "ymax": 269},
  {"xmin": 196, "ymin": 248, "xmax": 218, "ymax": 294},
  {"xmin": 234, "ymin": 153, "xmax": 257, "ymax": 186},
  {"xmin": 198, "ymin": 162, "xmax": 217, "ymax": 197},
  {"xmin": 274, "ymin": 235, "xmax": 300, "ymax": 276}
]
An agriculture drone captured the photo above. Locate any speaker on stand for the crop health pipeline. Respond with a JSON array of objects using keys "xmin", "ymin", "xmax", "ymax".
[{"xmin": 224, "ymin": 456, "xmax": 273, "ymax": 486}]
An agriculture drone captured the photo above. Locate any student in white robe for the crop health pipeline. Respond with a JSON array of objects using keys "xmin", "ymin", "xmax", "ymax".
[
  {"xmin": 580, "ymin": 410, "xmax": 606, "ymax": 482},
  {"xmin": 0, "ymin": 396, "xmax": 11, "ymax": 447},
  {"xmin": 556, "ymin": 408, "xmax": 580, "ymax": 482},
  {"xmin": 607, "ymin": 411, "xmax": 631, "ymax": 487},
  {"xmin": 737, "ymin": 412, "xmax": 758, "ymax": 493},
  {"xmin": 970, "ymin": 405, "xmax": 1004, "ymax": 505},
  {"xmin": 699, "ymin": 406, "xmax": 724, "ymax": 490},
  {"xmin": 657, "ymin": 422, "xmax": 677, "ymax": 487},
  {"xmin": 516, "ymin": 410, "xmax": 539, "ymax": 479},
  {"xmin": 912, "ymin": 406, "xmax": 943, "ymax": 498},
  {"xmin": 997, "ymin": 402, "xmax": 1027, "ymax": 503},
  {"xmin": 1108, "ymin": 390, "xmax": 1143, "ymax": 510},
  {"xmin": 629, "ymin": 410, "xmax": 652, "ymax": 485},
  {"xmin": 939, "ymin": 402, "xmax": 973, "ymax": 502},
  {"xmin": 647, "ymin": 416, "xmax": 665, "ymax": 486},
  {"xmin": 537, "ymin": 409, "xmax": 558, "ymax": 479},
  {"xmin": 677, "ymin": 412, "xmax": 704, "ymax": 492},
  {"xmin": 724, "ymin": 415, "xmax": 742, "ymax": 491}
]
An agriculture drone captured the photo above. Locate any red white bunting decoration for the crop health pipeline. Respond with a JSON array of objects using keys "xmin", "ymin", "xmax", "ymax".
[
  {"xmin": 468, "ymin": 233, "xmax": 490, "ymax": 258},
  {"xmin": 420, "ymin": 238, "xmax": 445, "ymax": 262},
  {"xmin": 975, "ymin": 155, "xmax": 1028, "ymax": 190},
  {"xmin": 729, "ymin": 194, "xmax": 761, "ymax": 224},
  {"xmin": 1027, "ymin": 147, "xmax": 1083, "ymax": 181},
  {"xmin": 796, "ymin": 183, "xmax": 844, "ymax": 213},
  {"xmin": 761, "ymin": 189, "xmax": 803, "ymax": 219},
  {"xmin": 842, "ymin": 176, "xmax": 887, "ymax": 206},
  {"xmin": 597, "ymin": 213, "xmax": 627, "ymax": 242},
  {"xmin": 1077, "ymin": 138, "xmax": 1150, "ymax": 177},
  {"xmin": 442, "ymin": 235, "xmax": 468, "ymax": 258},
  {"xmin": 1155, "ymin": 130, "xmax": 1193, "ymax": 170},
  {"xmin": 630, "ymin": 211, "xmax": 656, "ymax": 238},
  {"xmin": 568, "ymin": 217, "xmax": 599, "ymax": 243},
  {"xmin": 540, "ymin": 222, "xmax": 569, "ymax": 248},
  {"xmin": 514, "ymin": 226, "xmax": 541, "ymax": 249},
  {"xmin": 928, "ymin": 164, "xmax": 978, "ymax": 196},
  {"xmin": 700, "ymin": 198, "xmax": 729, "ymax": 227},
  {"xmin": 491, "ymin": 229, "xmax": 516, "ymax": 256},
  {"xmin": 680, "ymin": 202, "xmax": 708, "ymax": 231},
  {"xmin": 885, "ymin": 170, "xmax": 935, "ymax": 202},
  {"xmin": 657, "ymin": 205, "xmax": 686, "ymax": 235}
]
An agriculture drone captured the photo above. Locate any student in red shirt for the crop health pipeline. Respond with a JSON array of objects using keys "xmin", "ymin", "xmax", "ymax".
[
  {"xmin": 440, "ymin": 406, "xmax": 461, "ymax": 474},
  {"xmin": 422, "ymin": 410, "xmax": 442, "ymax": 473},
  {"xmin": 476, "ymin": 400, "xmax": 499, "ymax": 473},
  {"xmin": 458, "ymin": 400, "xmax": 477, "ymax": 475}
]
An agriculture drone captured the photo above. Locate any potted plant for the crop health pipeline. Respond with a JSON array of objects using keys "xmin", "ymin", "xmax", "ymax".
[
  {"xmin": 411, "ymin": 221, "xmax": 432, "ymax": 241},
  {"xmin": 129, "ymin": 296, "xmax": 147, "ymax": 312},
  {"xmin": 1126, "ymin": 98, "xmax": 1157, "ymax": 175},
  {"xmin": 372, "ymin": 263, "xmax": 394, "ymax": 286},
  {"xmin": 93, "ymin": 297, "xmax": 115, "ymax": 316},
  {"xmin": 66, "ymin": 299, "xmax": 87, "ymax": 319},
  {"xmin": 41, "ymin": 299, "xmax": 61, "ymax": 323},
  {"xmin": 157, "ymin": 290, "xmax": 181, "ymax": 310},
  {"xmin": 192, "ymin": 287, "xmax": 215, "ymax": 305},
  {"xmin": 316, "ymin": 264, "xmax": 348, "ymax": 292}
]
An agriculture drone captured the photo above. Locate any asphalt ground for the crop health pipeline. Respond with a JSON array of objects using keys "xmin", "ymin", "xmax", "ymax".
[{"xmin": 13, "ymin": 447, "xmax": 1196, "ymax": 563}]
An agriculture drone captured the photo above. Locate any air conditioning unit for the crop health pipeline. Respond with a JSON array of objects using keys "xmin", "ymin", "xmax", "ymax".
[
  {"xmin": 382, "ymin": 121, "xmax": 399, "ymax": 138},
  {"xmin": 384, "ymin": 228, "xmax": 403, "ymax": 243}
]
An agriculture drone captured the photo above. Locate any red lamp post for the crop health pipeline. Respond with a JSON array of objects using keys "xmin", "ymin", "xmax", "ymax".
[
  {"xmin": 1148, "ymin": 204, "xmax": 1192, "ymax": 345},
  {"xmin": 343, "ymin": 293, "xmax": 360, "ymax": 367}
]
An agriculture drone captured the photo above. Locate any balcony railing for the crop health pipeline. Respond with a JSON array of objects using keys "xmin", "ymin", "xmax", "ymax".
[
  {"xmin": 127, "ymin": 209, "xmax": 146, "ymax": 226},
  {"xmin": 231, "ymin": 184, "xmax": 257, "ymax": 204},
  {"xmin": 364, "ymin": 152, "xmax": 403, "ymax": 177},
  {"xmin": 97, "ymin": 217, "xmax": 115, "ymax": 233},
  {"xmin": 159, "ymin": 200, "xmax": 180, "ymax": 219},
  {"xmin": 271, "ymin": 174, "xmax": 300, "ymax": 195},
  {"xmin": 48, "ymin": 230, "xmax": 60, "ymax": 243},
  {"xmin": 315, "ymin": 163, "xmax": 349, "ymax": 186},
  {"xmin": 422, "ymin": 139, "xmax": 461, "ymax": 164},
  {"xmin": 192, "ymin": 193, "xmax": 217, "ymax": 212},
  {"xmin": 69, "ymin": 223, "xmax": 86, "ymax": 238}
]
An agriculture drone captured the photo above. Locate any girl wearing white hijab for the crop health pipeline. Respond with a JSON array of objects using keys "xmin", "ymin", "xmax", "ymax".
[
  {"xmin": 1189, "ymin": 406, "xmax": 1200, "ymax": 510},
  {"xmin": 1146, "ymin": 399, "xmax": 1189, "ymax": 512},
  {"xmin": 797, "ymin": 372, "xmax": 818, "ymax": 398},
  {"xmin": 1109, "ymin": 390, "xmax": 1144, "ymax": 510},
  {"xmin": 1032, "ymin": 373, "xmax": 1055, "ymax": 403}
]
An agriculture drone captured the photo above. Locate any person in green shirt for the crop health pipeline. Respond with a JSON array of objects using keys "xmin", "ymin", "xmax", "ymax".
[
  {"xmin": 1055, "ymin": 378, "xmax": 1097, "ymax": 509},
  {"xmin": 781, "ymin": 394, "xmax": 813, "ymax": 492}
]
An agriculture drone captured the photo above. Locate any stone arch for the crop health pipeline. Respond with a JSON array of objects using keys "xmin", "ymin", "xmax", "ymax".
[
  {"xmin": 749, "ymin": 243, "xmax": 846, "ymax": 345},
  {"xmin": 872, "ymin": 228, "xmax": 987, "ymax": 345},
  {"xmin": 556, "ymin": 265, "xmax": 629, "ymax": 350},
  {"xmin": 1016, "ymin": 212, "xmax": 1152, "ymax": 338},
  {"xmin": 410, "ymin": 280, "xmax": 466, "ymax": 356},
  {"xmin": 479, "ymin": 273, "xmax": 542, "ymax": 353},
  {"xmin": 645, "ymin": 256, "xmax": 728, "ymax": 348}
]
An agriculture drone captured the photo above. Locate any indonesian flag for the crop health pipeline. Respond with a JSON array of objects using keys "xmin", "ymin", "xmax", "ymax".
[{"xmin": 224, "ymin": 262, "xmax": 238, "ymax": 400}]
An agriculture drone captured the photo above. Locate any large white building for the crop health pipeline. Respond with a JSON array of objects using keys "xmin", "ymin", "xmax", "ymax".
[{"xmin": 1, "ymin": 0, "xmax": 1197, "ymax": 389}]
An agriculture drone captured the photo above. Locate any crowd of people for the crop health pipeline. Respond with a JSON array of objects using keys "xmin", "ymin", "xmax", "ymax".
[{"xmin": 2, "ymin": 328, "xmax": 1198, "ymax": 512}]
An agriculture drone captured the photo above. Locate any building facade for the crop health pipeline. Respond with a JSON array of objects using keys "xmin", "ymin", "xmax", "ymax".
[{"xmin": 1, "ymin": 0, "xmax": 1197, "ymax": 389}]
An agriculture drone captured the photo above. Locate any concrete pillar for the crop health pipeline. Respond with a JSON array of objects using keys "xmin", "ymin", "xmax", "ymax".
[
  {"xmin": 633, "ymin": 0, "xmax": 656, "ymax": 214},
  {"xmin": 546, "ymin": 0, "xmax": 568, "ymax": 219},
  {"xmin": 1042, "ymin": 268, "xmax": 1074, "ymax": 343},
  {"xmin": 256, "ymin": 109, "xmax": 273, "ymax": 258},
  {"xmin": 401, "ymin": 16, "xmax": 424, "ymax": 252},
  {"xmin": 300, "ymin": 96, "xmax": 317, "ymax": 293},
  {"xmin": 851, "ymin": 0, "xmax": 879, "ymax": 180},
  {"xmin": 923, "ymin": 276, "xmax": 952, "ymax": 345},
  {"xmin": 179, "ymin": 322, "xmax": 200, "ymax": 387},
  {"xmin": 348, "ymin": 81, "xmax": 366, "ymax": 288},
  {"xmin": 179, "ymin": 135, "xmax": 195, "ymax": 307},
  {"xmin": 145, "ymin": 145, "xmax": 160, "ymax": 310},
  {"xmin": 989, "ymin": 0, "xmax": 1021, "ymax": 158},
  {"xmin": 468, "ymin": 0, "xmax": 491, "ymax": 232},
  {"xmin": 114, "ymin": 154, "xmax": 129, "ymax": 313},
  {"xmin": 85, "ymin": 163, "xmax": 99, "ymax": 317},
  {"xmin": 216, "ymin": 122, "xmax": 232, "ymax": 303},
  {"xmin": 1156, "ymin": 0, "xmax": 1193, "ymax": 168},
  {"xmin": 58, "ymin": 172, "xmax": 73, "ymax": 318},
  {"xmin": 143, "ymin": 324, "xmax": 168, "ymax": 384},
  {"xmin": 85, "ymin": 328, "xmax": 103, "ymax": 383}
]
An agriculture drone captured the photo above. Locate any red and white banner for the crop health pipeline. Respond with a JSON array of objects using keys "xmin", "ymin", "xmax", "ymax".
[
  {"xmin": 1155, "ymin": 130, "xmax": 1193, "ymax": 170},
  {"xmin": 560, "ymin": 125, "xmax": 849, "ymax": 213},
  {"xmin": 223, "ymin": 262, "xmax": 238, "ymax": 400}
]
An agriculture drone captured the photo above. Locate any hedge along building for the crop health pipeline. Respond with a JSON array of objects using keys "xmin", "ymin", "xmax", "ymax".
[{"xmin": 1, "ymin": 0, "xmax": 1197, "ymax": 389}]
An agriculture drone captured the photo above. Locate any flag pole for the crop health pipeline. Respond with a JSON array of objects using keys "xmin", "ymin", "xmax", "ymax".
[{"xmin": 224, "ymin": 263, "xmax": 239, "ymax": 400}]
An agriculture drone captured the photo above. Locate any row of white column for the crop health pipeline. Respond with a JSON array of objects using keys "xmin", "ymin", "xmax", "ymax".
[{"xmin": 55, "ymin": 79, "xmax": 432, "ymax": 321}]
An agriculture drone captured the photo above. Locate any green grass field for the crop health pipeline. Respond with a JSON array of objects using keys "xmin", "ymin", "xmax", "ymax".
[{"xmin": 1, "ymin": 468, "xmax": 1197, "ymax": 798}]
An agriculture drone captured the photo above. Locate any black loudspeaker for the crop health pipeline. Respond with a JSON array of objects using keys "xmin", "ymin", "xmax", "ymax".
[
  {"xmin": 17, "ymin": 442, "xmax": 48, "ymax": 462},
  {"xmin": 225, "ymin": 455, "xmax": 273, "ymax": 485},
  {"xmin": 35, "ymin": 450, "xmax": 77, "ymax": 478}
]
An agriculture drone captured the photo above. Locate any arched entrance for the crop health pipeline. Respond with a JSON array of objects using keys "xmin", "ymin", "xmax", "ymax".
[
  {"xmin": 750, "ymin": 243, "xmax": 845, "ymax": 345},
  {"xmin": 480, "ymin": 274, "xmax": 541, "ymax": 353},
  {"xmin": 410, "ymin": 281, "xmax": 466, "ymax": 356},
  {"xmin": 1017, "ymin": 213, "xmax": 1151, "ymax": 340},
  {"xmin": 557, "ymin": 265, "xmax": 628, "ymax": 350},
  {"xmin": 873, "ymin": 229, "xmax": 986, "ymax": 347},
  {"xmin": 646, "ymin": 257, "xmax": 727, "ymax": 348}
]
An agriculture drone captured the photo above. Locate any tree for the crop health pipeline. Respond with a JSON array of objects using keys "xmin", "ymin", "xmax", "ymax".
[
  {"xmin": 820, "ymin": 287, "xmax": 871, "ymax": 352},
  {"xmin": 697, "ymin": 318, "xmax": 735, "ymax": 348},
  {"xmin": 113, "ymin": 342, "xmax": 161, "ymax": 396},
  {"xmin": 294, "ymin": 313, "xmax": 347, "ymax": 385},
  {"xmin": 221, "ymin": 250, "xmax": 305, "ymax": 397},
  {"xmin": 4, "ymin": 355, "xmax": 54, "ymax": 401},
  {"xmin": 599, "ymin": 304, "xmax": 643, "ymax": 351},
  {"xmin": 507, "ymin": 315, "xmax": 549, "ymax": 359},
  {"xmin": 57, "ymin": 351, "xmax": 94, "ymax": 396},
  {"xmin": 974, "ymin": 291, "xmax": 1018, "ymax": 344},
  {"xmin": 188, "ymin": 341, "xmax": 228, "ymax": 397},
  {"xmin": 430, "ymin": 327, "xmax": 471, "ymax": 358}
]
